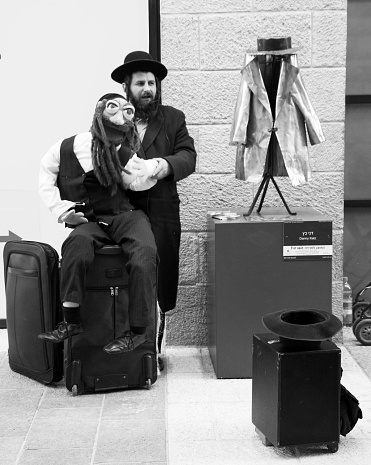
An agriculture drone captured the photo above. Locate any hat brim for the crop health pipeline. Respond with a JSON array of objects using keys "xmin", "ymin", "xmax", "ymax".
[
  {"xmin": 111, "ymin": 59, "xmax": 168, "ymax": 83},
  {"xmin": 262, "ymin": 309, "xmax": 342, "ymax": 341},
  {"xmin": 247, "ymin": 47, "xmax": 301, "ymax": 56}
]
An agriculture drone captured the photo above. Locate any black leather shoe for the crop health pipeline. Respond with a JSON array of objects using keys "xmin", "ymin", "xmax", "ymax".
[
  {"xmin": 38, "ymin": 322, "xmax": 83, "ymax": 343},
  {"xmin": 103, "ymin": 330, "xmax": 147, "ymax": 354}
]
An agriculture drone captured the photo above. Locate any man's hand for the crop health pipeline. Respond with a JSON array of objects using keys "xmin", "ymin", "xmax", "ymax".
[
  {"xmin": 63, "ymin": 209, "xmax": 88, "ymax": 226},
  {"xmin": 152, "ymin": 158, "xmax": 173, "ymax": 180}
]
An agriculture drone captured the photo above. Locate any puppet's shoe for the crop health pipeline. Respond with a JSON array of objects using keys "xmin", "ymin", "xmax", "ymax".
[
  {"xmin": 103, "ymin": 330, "xmax": 147, "ymax": 354},
  {"xmin": 38, "ymin": 322, "xmax": 83, "ymax": 343}
]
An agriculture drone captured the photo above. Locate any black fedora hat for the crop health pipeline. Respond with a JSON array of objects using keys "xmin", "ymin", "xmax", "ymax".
[
  {"xmin": 247, "ymin": 36, "xmax": 301, "ymax": 56},
  {"xmin": 111, "ymin": 51, "xmax": 168, "ymax": 84},
  {"xmin": 262, "ymin": 309, "xmax": 342, "ymax": 344}
]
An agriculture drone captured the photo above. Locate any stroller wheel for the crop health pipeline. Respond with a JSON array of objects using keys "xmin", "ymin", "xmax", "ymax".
[
  {"xmin": 353, "ymin": 302, "xmax": 371, "ymax": 320},
  {"xmin": 354, "ymin": 319, "xmax": 371, "ymax": 346},
  {"xmin": 352, "ymin": 317, "xmax": 362, "ymax": 335}
]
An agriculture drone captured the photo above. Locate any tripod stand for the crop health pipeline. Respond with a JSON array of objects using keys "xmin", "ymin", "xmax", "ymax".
[
  {"xmin": 244, "ymin": 170, "xmax": 296, "ymax": 217},
  {"xmin": 244, "ymin": 54, "xmax": 296, "ymax": 217}
]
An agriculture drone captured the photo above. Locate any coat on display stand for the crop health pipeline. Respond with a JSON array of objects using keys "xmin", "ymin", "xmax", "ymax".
[{"xmin": 229, "ymin": 37, "xmax": 325, "ymax": 215}]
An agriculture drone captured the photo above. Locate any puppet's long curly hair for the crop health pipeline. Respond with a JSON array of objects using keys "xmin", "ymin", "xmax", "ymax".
[{"xmin": 90, "ymin": 94, "xmax": 141, "ymax": 195}]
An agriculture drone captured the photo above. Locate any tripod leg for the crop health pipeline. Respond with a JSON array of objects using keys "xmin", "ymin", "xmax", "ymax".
[
  {"xmin": 244, "ymin": 175, "xmax": 269, "ymax": 216},
  {"xmin": 270, "ymin": 176, "xmax": 297, "ymax": 215},
  {"xmin": 257, "ymin": 177, "xmax": 271, "ymax": 212}
]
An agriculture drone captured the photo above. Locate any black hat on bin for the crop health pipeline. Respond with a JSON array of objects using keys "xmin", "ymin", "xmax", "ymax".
[
  {"xmin": 111, "ymin": 51, "xmax": 168, "ymax": 84},
  {"xmin": 247, "ymin": 36, "xmax": 301, "ymax": 55},
  {"xmin": 262, "ymin": 308, "xmax": 342, "ymax": 348}
]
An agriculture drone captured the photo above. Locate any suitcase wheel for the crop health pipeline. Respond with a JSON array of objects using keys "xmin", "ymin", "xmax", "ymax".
[
  {"xmin": 65, "ymin": 360, "xmax": 84, "ymax": 395},
  {"xmin": 327, "ymin": 442, "xmax": 338, "ymax": 453},
  {"xmin": 143, "ymin": 354, "xmax": 153, "ymax": 389}
]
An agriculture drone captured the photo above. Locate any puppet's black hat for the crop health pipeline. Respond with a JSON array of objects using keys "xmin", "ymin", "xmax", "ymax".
[
  {"xmin": 111, "ymin": 51, "xmax": 168, "ymax": 84},
  {"xmin": 262, "ymin": 309, "xmax": 342, "ymax": 347},
  {"xmin": 247, "ymin": 36, "xmax": 301, "ymax": 56}
]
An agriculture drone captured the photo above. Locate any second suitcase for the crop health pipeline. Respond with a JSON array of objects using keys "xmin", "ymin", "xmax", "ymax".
[
  {"xmin": 64, "ymin": 245, "xmax": 158, "ymax": 395},
  {"xmin": 3, "ymin": 240, "xmax": 63, "ymax": 384}
]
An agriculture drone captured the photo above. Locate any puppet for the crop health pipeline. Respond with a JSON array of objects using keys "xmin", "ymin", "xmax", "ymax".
[
  {"xmin": 90, "ymin": 93, "xmax": 157, "ymax": 194},
  {"xmin": 38, "ymin": 93, "xmax": 159, "ymax": 354}
]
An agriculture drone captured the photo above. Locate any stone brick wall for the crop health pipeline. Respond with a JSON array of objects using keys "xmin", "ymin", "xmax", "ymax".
[{"xmin": 160, "ymin": 0, "xmax": 347, "ymax": 345}]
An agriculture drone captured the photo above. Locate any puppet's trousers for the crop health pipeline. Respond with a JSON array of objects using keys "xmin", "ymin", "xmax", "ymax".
[{"xmin": 60, "ymin": 210, "xmax": 157, "ymax": 327}]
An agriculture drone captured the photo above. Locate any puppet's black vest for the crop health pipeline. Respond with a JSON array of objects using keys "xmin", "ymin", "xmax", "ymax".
[{"xmin": 57, "ymin": 135, "xmax": 134, "ymax": 223}]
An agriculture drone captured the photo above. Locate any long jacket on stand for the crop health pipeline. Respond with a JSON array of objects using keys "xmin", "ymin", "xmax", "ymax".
[{"xmin": 230, "ymin": 54, "xmax": 325, "ymax": 187}]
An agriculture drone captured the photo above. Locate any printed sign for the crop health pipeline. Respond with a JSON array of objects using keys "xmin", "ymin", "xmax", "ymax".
[{"xmin": 283, "ymin": 221, "xmax": 332, "ymax": 260}]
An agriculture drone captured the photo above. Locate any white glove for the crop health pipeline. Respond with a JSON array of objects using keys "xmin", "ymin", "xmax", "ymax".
[
  {"xmin": 60, "ymin": 209, "xmax": 88, "ymax": 225},
  {"xmin": 130, "ymin": 154, "xmax": 149, "ymax": 178}
]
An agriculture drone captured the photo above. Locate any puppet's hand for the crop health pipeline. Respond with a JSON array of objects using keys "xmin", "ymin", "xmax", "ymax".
[
  {"xmin": 62, "ymin": 209, "xmax": 89, "ymax": 226},
  {"xmin": 130, "ymin": 154, "xmax": 149, "ymax": 178}
]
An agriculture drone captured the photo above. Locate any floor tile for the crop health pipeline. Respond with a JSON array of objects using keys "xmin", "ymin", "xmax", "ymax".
[
  {"xmin": 24, "ymin": 408, "xmax": 101, "ymax": 450},
  {"xmin": 168, "ymin": 438, "xmax": 299, "ymax": 465},
  {"xmin": 167, "ymin": 372, "xmax": 251, "ymax": 404},
  {"xmin": 166, "ymin": 347, "xmax": 204, "ymax": 373},
  {"xmin": 0, "ymin": 436, "xmax": 25, "ymax": 463},
  {"xmin": 295, "ymin": 438, "xmax": 371, "ymax": 464},
  {"xmin": 94, "ymin": 463, "xmax": 166, "ymax": 465},
  {"xmin": 0, "ymin": 388, "xmax": 44, "ymax": 410},
  {"xmin": 102, "ymin": 379, "xmax": 166, "ymax": 420},
  {"xmin": 18, "ymin": 448, "xmax": 93, "ymax": 465},
  {"xmin": 0, "ymin": 363, "xmax": 46, "ymax": 390},
  {"xmin": 39, "ymin": 382, "xmax": 104, "ymax": 409},
  {"xmin": 94, "ymin": 418, "xmax": 166, "ymax": 463},
  {"xmin": 0, "ymin": 411, "xmax": 35, "ymax": 437},
  {"xmin": 211, "ymin": 401, "xmax": 254, "ymax": 441},
  {"xmin": 167, "ymin": 402, "xmax": 215, "ymax": 441}
]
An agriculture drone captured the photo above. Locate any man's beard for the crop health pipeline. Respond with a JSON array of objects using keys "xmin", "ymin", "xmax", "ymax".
[{"xmin": 128, "ymin": 89, "xmax": 158, "ymax": 121}]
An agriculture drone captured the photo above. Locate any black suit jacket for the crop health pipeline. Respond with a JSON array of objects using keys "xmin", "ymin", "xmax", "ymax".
[{"xmin": 126, "ymin": 105, "xmax": 197, "ymax": 312}]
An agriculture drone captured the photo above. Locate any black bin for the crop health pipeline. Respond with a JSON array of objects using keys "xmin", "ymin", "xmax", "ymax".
[{"xmin": 252, "ymin": 333, "xmax": 341, "ymax": 452}]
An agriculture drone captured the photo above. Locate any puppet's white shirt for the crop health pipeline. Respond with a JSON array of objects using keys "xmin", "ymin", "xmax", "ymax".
[{"xmin": 39, "ymin": 132, "xmax": 157, "ymax": 222}]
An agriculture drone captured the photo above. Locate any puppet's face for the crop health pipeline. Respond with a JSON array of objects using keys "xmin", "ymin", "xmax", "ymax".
[
  {"xmin": 103, "ymin": 97, "xmax": 135, "ymax": 125},
  {"xmin": 99, "ymin": 96, "xmax": 135, "ymax": 142}
]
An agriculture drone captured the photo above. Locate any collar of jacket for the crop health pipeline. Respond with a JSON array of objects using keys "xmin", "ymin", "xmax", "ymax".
[
  {"xmin": 140, "ymin": 106, "xmax": 165, "ymax": 153},
  {"xmin": 241, "ymin": 55, "xmax": 300, "ymax": 118}
]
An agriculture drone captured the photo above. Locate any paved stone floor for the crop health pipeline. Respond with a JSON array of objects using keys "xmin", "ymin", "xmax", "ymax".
[{"xmin": 0, "ymin": 329, "xmax": 370, "ymax": 464}]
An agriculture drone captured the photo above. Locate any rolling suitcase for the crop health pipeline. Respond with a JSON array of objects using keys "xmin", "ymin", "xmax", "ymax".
[
  {"xmin": 3, "ymin": 240, "xmax": 64, "ymax": 384},
  {"xmin": 64, "ymin": 245, "xmax": 158, "ymax": 396}
]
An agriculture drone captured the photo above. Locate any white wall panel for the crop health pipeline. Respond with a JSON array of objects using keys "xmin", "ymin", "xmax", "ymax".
[{"xmin": 0, "ymin": 0, "xmax": 149, "ymax": 319}]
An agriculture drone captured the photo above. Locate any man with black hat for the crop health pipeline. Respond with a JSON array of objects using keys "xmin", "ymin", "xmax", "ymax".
[{"xmin": 111, "ymin": 52, "xmax": 197, "ymax": 365}]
